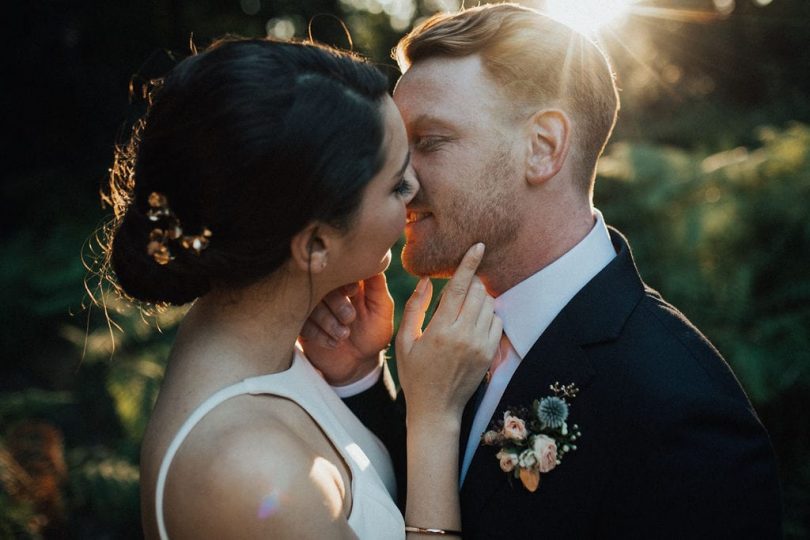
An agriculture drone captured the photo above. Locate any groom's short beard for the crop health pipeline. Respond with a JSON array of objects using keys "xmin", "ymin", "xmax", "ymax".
[{"xmin": 402, "ymin": 148, "xmax": 521, "ymax": 278}]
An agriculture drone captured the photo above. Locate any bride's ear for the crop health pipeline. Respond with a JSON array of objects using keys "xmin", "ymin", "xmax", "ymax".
[{"xmin": 290, "ymin": 223, "xmax": 332, "ymax": 274}]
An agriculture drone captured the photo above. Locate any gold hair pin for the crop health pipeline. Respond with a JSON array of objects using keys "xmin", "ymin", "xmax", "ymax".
[{"xmin": 145, "ymin": 192, "xmax": 212, "ymax": 265}]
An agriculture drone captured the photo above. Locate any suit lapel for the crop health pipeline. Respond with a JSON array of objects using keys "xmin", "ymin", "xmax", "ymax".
[
  {"xmin": 460, "ymin": 228, "xmax": 645, "ymax": 516},
  {"xmin": 458, "ymin": 377, "xmax": 486, "ymax": 475},
  {"xmin": 459, "ymin": 316, "xmax": 596, "ymax": 514}
]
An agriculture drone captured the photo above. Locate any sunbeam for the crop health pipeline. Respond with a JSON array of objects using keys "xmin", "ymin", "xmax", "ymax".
[{"xmin": 544, "ymin": 0, "xmax": 636, "ymax": 35}]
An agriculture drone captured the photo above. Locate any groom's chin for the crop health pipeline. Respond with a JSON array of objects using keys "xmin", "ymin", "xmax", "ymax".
[{"xmin": 401, "ymin": 245, "xmax": 454, "ymax": 279}]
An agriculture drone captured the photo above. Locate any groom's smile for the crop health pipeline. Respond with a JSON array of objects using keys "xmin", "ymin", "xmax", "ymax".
[{"xmin": 395, "ymin": 54, "xmax": 524, "ymax": 281}]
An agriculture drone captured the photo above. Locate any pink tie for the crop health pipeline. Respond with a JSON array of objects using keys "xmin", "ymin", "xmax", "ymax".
[{"xmin": 489, "ymin": 332, "xmax": 512, "ymax": 380}]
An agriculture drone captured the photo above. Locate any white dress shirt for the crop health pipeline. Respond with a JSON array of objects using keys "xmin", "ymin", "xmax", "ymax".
[
  {"xmin": 331, "ymin": 362, "xmax": 384, "ymax": 398},
  {"xmin": 459, "ymin": 209, "xmax": 617, "ymax": 485}
]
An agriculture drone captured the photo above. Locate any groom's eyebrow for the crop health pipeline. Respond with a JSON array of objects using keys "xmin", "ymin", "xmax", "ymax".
[
  {"xmin": 392, "ymin": 151, "xmax": 411, "ymax": 180},
  {"xmin": 411, "ymin": 114, "xmax": 455, "ymax": 132}
]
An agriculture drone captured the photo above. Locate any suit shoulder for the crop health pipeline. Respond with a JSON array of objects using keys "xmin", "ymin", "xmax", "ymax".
[
  {"xmin": 639, "ymin": 286, "xmax": 721, "ymax": 358},
  {"xmin": 606, "ymin": 287, "xmax": 754, "ymax": 411}
]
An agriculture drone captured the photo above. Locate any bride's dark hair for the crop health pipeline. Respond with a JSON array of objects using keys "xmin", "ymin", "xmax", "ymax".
[{"xmin": 103, "ymin": 37, "xmax": 389, "ymax": 306}]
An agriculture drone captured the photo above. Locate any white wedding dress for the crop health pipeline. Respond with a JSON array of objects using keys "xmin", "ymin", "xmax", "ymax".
[{"xmin": 154, "ymin": 348, "xmax": 405, "ymax": 539}]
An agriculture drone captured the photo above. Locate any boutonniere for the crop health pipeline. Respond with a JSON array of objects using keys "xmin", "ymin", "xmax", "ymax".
[{"xmin": 481, "ymin": 382, "xmax": 582, "ymax": 492}]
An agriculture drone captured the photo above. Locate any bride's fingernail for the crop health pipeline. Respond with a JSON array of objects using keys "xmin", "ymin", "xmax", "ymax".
[
  {"xmin": 475, "ymin": 243, "xmax": 485, "ymax": 256},
  {"xmin": 327, "ymin": 337, "xmax": 339, "ymax": 348}
]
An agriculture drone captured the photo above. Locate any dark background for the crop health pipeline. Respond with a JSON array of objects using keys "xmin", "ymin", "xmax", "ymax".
[{"xmin": 1, "ymin": 0, "xmax": 808, "ymax": 537}]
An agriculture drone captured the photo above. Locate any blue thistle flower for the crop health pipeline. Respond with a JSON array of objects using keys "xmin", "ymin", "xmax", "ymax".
[{"xmin": 537, "ymin": 396, "xmax": 568, "ymax": 428}]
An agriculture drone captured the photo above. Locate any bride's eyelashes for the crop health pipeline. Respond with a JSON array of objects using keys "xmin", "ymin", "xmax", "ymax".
[{"xmin": 394, "ymin": 176, "xmax": 416, "ymax": 197}]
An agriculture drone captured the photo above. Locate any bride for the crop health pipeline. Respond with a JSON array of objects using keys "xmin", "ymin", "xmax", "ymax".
[{"xmin": 103, "ymin": 37, "xmax": 501, "ymax": 538}]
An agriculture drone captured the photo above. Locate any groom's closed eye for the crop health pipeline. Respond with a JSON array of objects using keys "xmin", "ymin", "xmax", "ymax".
[{"xmin": 414, "ymin": 136, "xmax": 452, "ymax": 152}]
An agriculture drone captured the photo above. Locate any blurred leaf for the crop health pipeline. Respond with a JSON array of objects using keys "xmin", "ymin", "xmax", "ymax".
[
  {"xmin": 0, "ymin": 390, "xmax": 74, "ymax": 429},
  {"xmin": 67, "ymin": 447, "xmax": 140, "ymax": 537}
]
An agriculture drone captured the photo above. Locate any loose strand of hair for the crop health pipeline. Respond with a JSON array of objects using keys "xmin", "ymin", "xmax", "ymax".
[{"xmin": 307, "ymin": 13, "xmax": 354, "ymax": 51}]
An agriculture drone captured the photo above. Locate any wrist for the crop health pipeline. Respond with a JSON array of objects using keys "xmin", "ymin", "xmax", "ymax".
[
  {"xmin": 405, "ymin": 397, "xmax": 464, "ymax": 429},
  {"xmin": 325, "ymin": 351, "xmax": 384, "ymax": 387},
  {"xmin": 331, "ymin": 362, "xmax": 383, "ymax": 398},
  {"xmin": 406, "ymin": 413, "xmax": 462, "ymax": 437}
]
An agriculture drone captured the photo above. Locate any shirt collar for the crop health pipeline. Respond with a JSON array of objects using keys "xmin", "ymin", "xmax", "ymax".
[{"xmin": 493, "ymin": 209, "xmax": 616, "ymax": 359}]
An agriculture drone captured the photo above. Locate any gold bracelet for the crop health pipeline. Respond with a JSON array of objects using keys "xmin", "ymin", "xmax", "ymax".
[{"xmin": 404, "ymin": 525, "xmax": 462, "ymax": 536}]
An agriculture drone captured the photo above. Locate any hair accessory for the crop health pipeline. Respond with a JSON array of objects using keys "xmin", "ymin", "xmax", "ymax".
[
  {"xmin": 145, "ymin": 192, "xmax": 212, "ymax": 265},
  {"xmin": 404, "ymin": 526, "xmax": 462, "ymax": 536}
]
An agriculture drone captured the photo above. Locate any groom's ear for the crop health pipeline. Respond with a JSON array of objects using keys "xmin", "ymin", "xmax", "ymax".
[
  {"xmin": 524, "ymin": 109, "xmax": 571, "ymax": 186},
  {"xmin": 290, "ymin": 223, "xmax": 331, "ymax": 274}
]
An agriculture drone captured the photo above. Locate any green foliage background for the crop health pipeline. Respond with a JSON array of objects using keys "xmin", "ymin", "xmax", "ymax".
[{"xmin": 1, "ymin": 0, "xmax": 808, "ymax": 537}]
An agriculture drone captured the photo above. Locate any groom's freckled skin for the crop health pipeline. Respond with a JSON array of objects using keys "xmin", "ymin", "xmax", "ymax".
[
  {"xmin": 393, "ymin": 54, "xmax": 526, "ymax": 291},
  {"xmin": 324, "ymin": 56, "xmax": 527, "ymax": 341}
]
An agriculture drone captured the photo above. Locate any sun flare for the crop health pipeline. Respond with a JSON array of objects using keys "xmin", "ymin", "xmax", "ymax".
[{"xmin": 544, "ymin": 0, "xmax": 635, "ymax": 35}]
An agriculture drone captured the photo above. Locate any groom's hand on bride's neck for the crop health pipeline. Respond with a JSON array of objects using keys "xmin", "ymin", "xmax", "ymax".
[
  {"xmin": 300, "ymin": 274, "xmax": 396, "ymax": 386},
  {"xmin": 302, "ymin": 283, "xmax": 359, "ymax": 347}
]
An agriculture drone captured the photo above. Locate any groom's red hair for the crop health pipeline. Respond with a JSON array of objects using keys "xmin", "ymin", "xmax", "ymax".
[{"xmin": 394, "ymin": 3, "xmax": 619, "ymax": 192}]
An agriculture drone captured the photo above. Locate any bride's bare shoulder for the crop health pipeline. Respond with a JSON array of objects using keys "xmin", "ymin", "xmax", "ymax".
[{"xmin": 144, "ymin": 397, "xmax": 356, "ymax": 539}]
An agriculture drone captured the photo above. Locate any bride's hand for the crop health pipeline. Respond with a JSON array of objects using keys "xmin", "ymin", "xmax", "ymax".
[
  {"xmin": 396, "ymin": 243, "xmax": 502, "ymax": 424},
  {"xmin": 300, "ymin": 273, "xmax": 394, "ymax": 386}
]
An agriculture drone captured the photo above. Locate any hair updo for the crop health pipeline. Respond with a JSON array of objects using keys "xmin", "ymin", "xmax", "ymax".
[{"xmin": 105, "ymin": 38, "xmax": 389, "ymax": 306}]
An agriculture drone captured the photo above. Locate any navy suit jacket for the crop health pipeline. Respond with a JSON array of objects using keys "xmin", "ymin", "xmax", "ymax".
[{"xmin": 348, "ymin": 228, "xmax": 782, "ymax": 538}]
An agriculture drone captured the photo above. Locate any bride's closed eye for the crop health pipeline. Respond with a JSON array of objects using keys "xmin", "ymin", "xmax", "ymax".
[{"xmin": 394, "ymin": 176, "xmax": 416, "ymax": 198}]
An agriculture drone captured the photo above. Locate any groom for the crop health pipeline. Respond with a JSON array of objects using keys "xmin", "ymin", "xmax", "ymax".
[{"xmin": 304, "ymin": 4, "xmax": 782, "ymax": 537}]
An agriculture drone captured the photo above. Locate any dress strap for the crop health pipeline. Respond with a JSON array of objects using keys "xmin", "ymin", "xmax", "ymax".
[{"xmin": 155, "ymin": 381, "xmax": 249, "ymax": 540}]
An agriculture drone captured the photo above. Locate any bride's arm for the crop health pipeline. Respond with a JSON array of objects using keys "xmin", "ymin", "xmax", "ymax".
[
  {"xmin": 299, "ymin": 243, "xmax": 500, "ymax": 535},
  {"xmin": 159, "ymin": 419, "xmax": 359, "ymax": 540},
  {"xmin": 397, "ymin": 244, "xmax": 501, "ymax": 536}
]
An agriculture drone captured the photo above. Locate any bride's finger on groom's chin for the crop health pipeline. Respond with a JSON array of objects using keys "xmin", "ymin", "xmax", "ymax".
[
  {"xmin": 397, "ymin": 278, "xmax": 432, "ymax": 349},
  {"xmin": 434, "ymin": 243, "xmax": 485, "ymax": 323}
]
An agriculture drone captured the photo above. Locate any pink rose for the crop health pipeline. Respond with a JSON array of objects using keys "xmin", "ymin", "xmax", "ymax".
[
  {"xmin": 532, "ymin": 434, "xmax": 558, "ymax": 473},
  {"xmin": 482, "ymin": 430, "xmax": 503, "ymax": 445},
  {"xmin": 496, "ymin": 449, "xmax": 519, "ymax": 473},
  {"xmin": 502, "ymin": 412, "xmax": 528, "ymax": 441}
]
